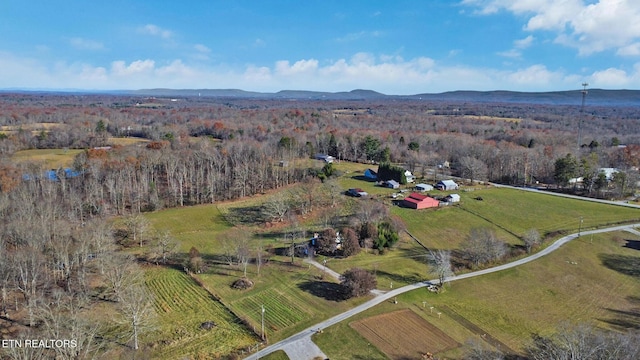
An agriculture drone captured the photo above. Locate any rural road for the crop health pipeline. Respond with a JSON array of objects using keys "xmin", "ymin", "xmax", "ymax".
[{"xmin": 245, "ymin": 221, "xmax": 640, "ymax": 360}]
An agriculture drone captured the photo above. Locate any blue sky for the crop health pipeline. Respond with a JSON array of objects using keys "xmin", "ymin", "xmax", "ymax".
[{"xmin": 1, "ymin": 0, "xmax": 639, "ymax": 94}]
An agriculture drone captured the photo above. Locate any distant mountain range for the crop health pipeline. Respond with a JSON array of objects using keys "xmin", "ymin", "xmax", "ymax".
[
  {"xmin": 3, "ymin": 87, "xmax": 639, "ymax": 106},
  {"xmin": 129, "ymin": 88, "xmax": 640, "ymax": 106}
]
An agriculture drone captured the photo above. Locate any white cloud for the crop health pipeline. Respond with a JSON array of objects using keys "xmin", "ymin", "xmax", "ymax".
[
  {"xmin": 617, "ymin": 43, "xmax": 640, "ymax": 56},
  {"xmin": 1, "ymin": 52, "xmax": 638, "ymax": 93},
  {"xmin": 498, "ymin": 35, "xmax": 534, "ymax": 59},
  {"xmin": 139, "ymin": 24, "xmax": 173, "ymax": 39},
  {"xmin": 590, "ymin": 67, "xmax": 632, "ymax": 87},
  {"xmin": 462, "ymin": 0, "xmax": 640, "ymax": 56},
  {"xmin": 498, "ymin": 49, "xmax": 522, "ymax": 59},
  {"xmin": 111, "ymin": 60, "xmax": 155, "ymax": 77},
  {"xmin": 514, "ymin": 35, "xmax": 535, "ymax": 49},
  {"xmin": 194, "ymin": 44, "xmax": 210, "ymax": 53},
  {"xmin": 69, "ymin": 37, "xmax": 105, "ymax": 51}
]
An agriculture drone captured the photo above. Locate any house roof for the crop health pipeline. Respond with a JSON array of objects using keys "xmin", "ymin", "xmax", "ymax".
[
  {"xmin": 407, "ymin": 192, "xmax": 428, "ymax": 201},
  {"xmin": 438, "ymin": 179, "xmax": 457, "ymax": 186},
  {"xmin": 416, "ymin": 183, "xmax": 432, "ymax": 188},
  {"xmin": 386, "ymin": 180, "xmax": 399, "ymax": 186}
]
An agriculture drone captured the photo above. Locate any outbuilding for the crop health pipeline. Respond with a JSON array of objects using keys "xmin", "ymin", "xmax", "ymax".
[
  {"xmin": 435, "ymin": 180, "xmax": 459, "ymax": 191},
  {"xmin": 401, "ymin": 192, "xmax": 440, "ymax": 209},
  {"xmin": 415, "ymin": 183, "xmax": 433, "ymax": 192},
  {"xmin": 444, "ymin": 194, "xmax": 460, "ymax": 203},
  {"xmin": 385, "ymin": 180, "xmax": 400, "ymax": 189},
  {"xmin": 364, "ymin": 169, "xmax": 378, "ymax": 180}
]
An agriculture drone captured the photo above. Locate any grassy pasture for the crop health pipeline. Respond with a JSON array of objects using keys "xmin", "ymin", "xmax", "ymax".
[
  {"xmin": 0, "ymin": 122, "xmax": 67, "ymax": 132},
  {"xmin": 107, "ymin": 136, "xmax": 149, "ymax": 146},
  {"xmin": 144, "ymin": 266, "xmax": 258, "ymax": 359},
  {"xmin": 317, "ymin": 231, "xmax": 640, "ymax": 358},
  {"xmin": 11, "ymin": 148, "xmax": 83, "ymax": 168},
  {"xmin": 327, "ymin": 186, "xmax": 640, "ymax": 288},
  {"xmin": 141, "ymin": 163, "xmax": 640, "ymax": 357}
]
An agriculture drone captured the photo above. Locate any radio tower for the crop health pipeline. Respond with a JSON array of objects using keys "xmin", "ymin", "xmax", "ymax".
[{"xmin": 577, "ymin": 82, "xmax": 588, "ymax": 149}]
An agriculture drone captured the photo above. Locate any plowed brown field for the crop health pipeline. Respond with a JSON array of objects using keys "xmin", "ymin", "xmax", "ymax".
[{"xmin": 350, "ymin": 309, "xmax": 460, "ymax": 359}]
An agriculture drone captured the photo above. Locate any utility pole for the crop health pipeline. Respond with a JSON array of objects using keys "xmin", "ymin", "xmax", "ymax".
[
  {"xmin": 578, "ymin": 216, "xmax": 584, "ymax": 237},
  {"xmin": 261, "ymin": 305, "xmax": 265, "ymax": 341},
  {"xmin": 578, "ymin": 83, "xmax": 588, "ymax": 149}
]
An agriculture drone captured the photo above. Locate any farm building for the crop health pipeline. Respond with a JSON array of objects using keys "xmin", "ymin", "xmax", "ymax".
[
  {"xmin": 364, "ymin": 169, "xmax": 377, "ymax": 180},
  {"xmin": 444, "ymin": 194, "xmax": 460, "ymax": 203},
  {"xmin": 415, "ymin": 183, "xmax": 433, "ymax": 191},
  {"xmin": 401, "ymin": 192, "xmax": 440, "ymax": 209},
  {"xmin": 385, "ymin": 180, "xmax": 400, "ymax": 189},
  {"xmin": 435, "ymin": 180, "xmax": 458, "ymax": 191},
  {"xmin": 315, "ymin": 154, "xmax": 334, "ymax": 163}
]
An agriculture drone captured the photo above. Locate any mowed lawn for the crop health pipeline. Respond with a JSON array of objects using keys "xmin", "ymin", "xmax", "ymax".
[{"xmin": 318, "ymin": 230, "xmax": 640, "ymax": 358}]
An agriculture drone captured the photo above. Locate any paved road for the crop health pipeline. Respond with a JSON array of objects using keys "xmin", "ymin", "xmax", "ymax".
[{"xmin": 245, "ymin": 222, "xmax": 640, "ymax": 360}]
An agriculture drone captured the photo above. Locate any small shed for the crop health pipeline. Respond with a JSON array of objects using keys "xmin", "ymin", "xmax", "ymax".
[
  {"xmin": 436, "ymin": 180, "xmax": 459, "ymax": 191},
  {"xmin": 415, "ymin": 183, "xmax": 433, "ymax": 192},
  {"xmin": 445, "ymin": 194, "xmax": 461, "ymax": 203},
  {"xmin": 401, "ymin": 192, "xmax": 440, "ymax": 209},
  {"xmin": 364, "ymin": 169, "xmax": 378, "ymax": 180},
  {"xmin": 386, "ymin": 180, "xmax": 400, "ymax": 189}
]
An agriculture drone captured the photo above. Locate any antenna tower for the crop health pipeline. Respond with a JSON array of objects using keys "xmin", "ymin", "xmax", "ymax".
[{"xmin": 577, "ymin": 83, "xmax": 588, "ymax": 149}]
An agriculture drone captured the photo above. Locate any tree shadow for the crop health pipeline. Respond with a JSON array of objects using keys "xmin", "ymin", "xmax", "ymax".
[
  {"xmin": 298, "ymin": 280, "xmax": 346, "ymax": 301},
  {"xmin": 375, "ymin": 269, "xmax": 423, "ymax": 285},
  {"xmin": 600, "ymin": 295, "xmax": 640, "ymax": 331},
  {"xmin": 623, "ymin": 239, "xmax": 640, "ymax": 251},
  {"xmin": 351, "ymin": 175, "xmax": 375, "ymax": 182},
  {"xmin": 224, "ymin": 205, "xmax": 266, "ymax": 226},
  {"xmin": 599, "ymin": 253, "xmax": 640, "ymax": 278}
]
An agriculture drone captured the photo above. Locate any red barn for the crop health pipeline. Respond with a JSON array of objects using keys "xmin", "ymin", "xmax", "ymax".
[{"xmin": 401, "ymin": 192, "xmax": 439, "ymax": 209}]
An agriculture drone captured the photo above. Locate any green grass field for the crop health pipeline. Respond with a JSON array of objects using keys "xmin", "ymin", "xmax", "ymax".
[
  {"xmin": 317, "ymin": 230, "xmax": 640, "ymax": 358},
  {"xmin": 140, "ymin": 162, "xmax": 640, "ymax": 358},
  {"xmin": 144, "ymin": 267, "xmax": 258, "ymax": 359}
]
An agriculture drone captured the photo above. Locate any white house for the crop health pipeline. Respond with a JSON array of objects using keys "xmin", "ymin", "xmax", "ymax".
[
  {"xmin": 598, "ymin": 168, "xmax": 619, "ymax": 181},
  {"xmin": 404, "ymin": 170, "xmax": 416, "ymax": 183}
]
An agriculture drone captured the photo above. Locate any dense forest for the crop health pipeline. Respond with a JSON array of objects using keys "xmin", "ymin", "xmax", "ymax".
[{"xmin": 0, "ymin": 91, "xmax": 639, "ymax": 358}]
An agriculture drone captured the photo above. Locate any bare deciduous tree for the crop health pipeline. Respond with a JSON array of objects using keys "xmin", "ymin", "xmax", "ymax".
[
  {"xmin": 102, "ymin": 254, "xmax": 142, "ymax": 301},
  {"xmin": 122, "ymin": 214, "xmax": 150, "ymax": 247},
  {"xmin": 523, "ymin": 228, "xmax": 541, "ymax": 254},
  {"xmin": 461, "ymin": 228, "xmax": 507, "ymax": 268},
  {"xmin": 527, "ymin": 323, "xmax": 640, "ymax": 360},
  {"xmin": 116, "ymin": 283, "xmax": 156, "ymax": 351},
  {"xmin": 427, "ymin": 249, "xmax": 454, "ymax": 287}
]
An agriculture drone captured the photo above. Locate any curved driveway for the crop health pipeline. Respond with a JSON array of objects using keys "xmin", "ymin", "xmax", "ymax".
[
  {"xmin": 246, "ymin": 221, "xmax": 640, "ymax": 360},
  {"xmin": 247, "ymin": 185, "xmax": 640, "ymax": 359}
]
